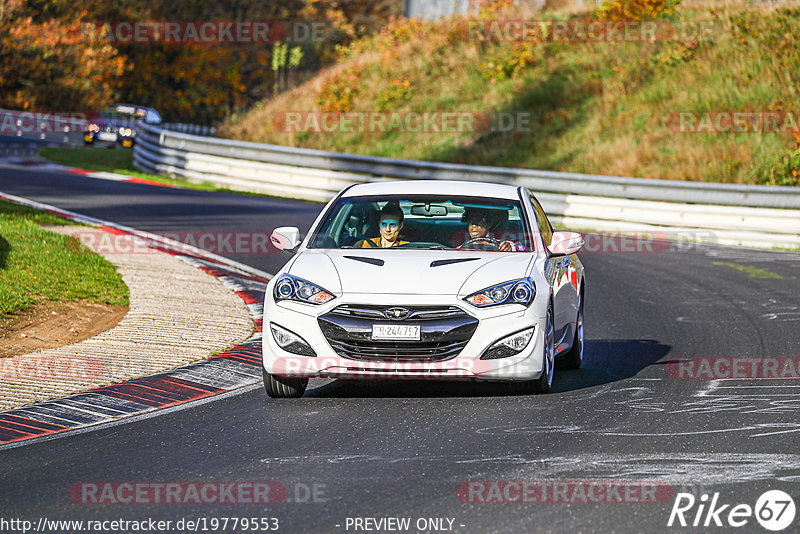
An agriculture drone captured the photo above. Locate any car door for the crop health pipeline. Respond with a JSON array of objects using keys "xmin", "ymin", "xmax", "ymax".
[{"xmin": 528, "ymin": 192, "xmax": 577, "ymax": 344}]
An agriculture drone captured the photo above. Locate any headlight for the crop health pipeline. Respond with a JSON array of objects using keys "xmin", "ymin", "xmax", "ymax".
[
  {"xmin": 118, "ymin": 127, "xmax": 132, "ymax": 136},
  {"xmin": 273, "ymin": 274, "xmax": 335, "ymax": 305},
  {"xmin": 464, "ymin": 277, "xmax": 535, "ymax": 307},
  {"xmin": 88, "ymin": 123, "xmax": 99, "ymax": 132}
]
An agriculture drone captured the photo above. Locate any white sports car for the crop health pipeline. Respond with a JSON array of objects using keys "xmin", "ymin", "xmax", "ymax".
[{"xmin": 262, "ymin": 180, "xmax": 585, "ymax": 397}]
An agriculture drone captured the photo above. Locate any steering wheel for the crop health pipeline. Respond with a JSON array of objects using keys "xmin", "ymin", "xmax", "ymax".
[{"xmin": 458, "ymin": 237, "xmax": 500, "ymax": 250}]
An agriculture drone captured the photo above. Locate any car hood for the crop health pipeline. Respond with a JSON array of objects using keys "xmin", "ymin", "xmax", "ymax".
[{"xmin": 286, "ymin": 249, "xmax": 535, "ymax": 296}]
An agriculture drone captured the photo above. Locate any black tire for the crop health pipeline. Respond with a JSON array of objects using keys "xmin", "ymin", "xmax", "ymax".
[
  {"xmin": 557, "ymin": 289, "xmax": 584, "ymax": 370},
  {"xmin": 532, "ymin": 303, "xmax": 555, "ymax": 393},
  {"xmin": 514, "ymin": 302, "xmax": 555, "ymax": 395},
  {"xmin": 263, "ymin": 368, "xmax": 307, "ymax": 398}
]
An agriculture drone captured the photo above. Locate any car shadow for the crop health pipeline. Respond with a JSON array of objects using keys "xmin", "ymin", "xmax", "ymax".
[{"xmin": 304, "ymin": 339, "xmax": 671, "ymax": 398}]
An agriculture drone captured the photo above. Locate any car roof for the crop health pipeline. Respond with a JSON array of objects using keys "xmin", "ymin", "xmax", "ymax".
[{"xmin": 342, "ymin": 180, "xmax": 522, "ymax": 200}]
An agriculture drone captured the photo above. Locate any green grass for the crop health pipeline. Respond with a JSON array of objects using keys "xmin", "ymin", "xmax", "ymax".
[
  {"xmin": 0, "ymin": 200, "xmax": 129, "ymax": 323},
  {"xmin": 39, "ymin": 147, "xmax": 307, "ymax": 199},
  {"xmin": 39, "ymin": 147, "xmax": 219, "ymax": 190}
]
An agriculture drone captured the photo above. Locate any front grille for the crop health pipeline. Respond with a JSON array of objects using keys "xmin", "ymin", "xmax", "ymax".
[
  {"xmin": 326, "ymin": 338, "xmax": 469, "ymax": 361},
  {"xmin": 330, "ymin": 305, "xmax": 468, "ymax": 321},
  {"xmin": 319, "ymin": 305, "xmax": 478, "ymax": 362}
]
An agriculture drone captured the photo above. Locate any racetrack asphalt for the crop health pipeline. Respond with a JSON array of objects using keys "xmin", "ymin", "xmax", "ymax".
[{"xmin": 1, "ymin": 164, "xmax": 799, "ymax": 533}]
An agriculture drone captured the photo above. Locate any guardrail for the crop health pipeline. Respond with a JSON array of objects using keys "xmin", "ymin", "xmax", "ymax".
[
  {"xmin": 0, "ymin": 108, "xmax": 85, "ymax": 146},
  {"xmin": 160, "ymin": 123, "xmax": 217, "ymax": 136},
  {"xmin": 134, "ymin": 122, "xmax": 800, "ymax": 250}
]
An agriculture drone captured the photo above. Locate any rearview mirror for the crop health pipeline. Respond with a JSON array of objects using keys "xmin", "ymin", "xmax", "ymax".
[
  {"xmin": 270, "ymin": 227, "xmax": 301, "ymax": 251},
  {"xmin": 410, "ymin": 204, "xmax": 448, "ymax": 217},
  {"xmin": 548, "ymin": 231, "xmax": 584, "ymax": 256}
]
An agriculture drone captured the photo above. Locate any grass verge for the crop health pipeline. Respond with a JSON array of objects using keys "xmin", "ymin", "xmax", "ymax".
[
  {"xmin": 38, "ymin": 147, "xmax": 293, "ymax": 198},
  {"xmin": 0, "ymin": 200, "xmax": 129, "ymax": 324}
]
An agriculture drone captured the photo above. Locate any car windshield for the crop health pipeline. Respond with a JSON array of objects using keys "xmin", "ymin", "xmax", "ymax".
[
  {"xmin": 309, "ymin": 194, "xmax": 534, "ymax": 251},
  {"xmin": 100, "ymin": 111, "xmax": 141, "ymax": 123}
]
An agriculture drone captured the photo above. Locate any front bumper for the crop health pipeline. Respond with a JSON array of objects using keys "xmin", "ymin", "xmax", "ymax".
[{"xmin": 262, "ymin": 292, "xmax": 546, "ymax": 381}]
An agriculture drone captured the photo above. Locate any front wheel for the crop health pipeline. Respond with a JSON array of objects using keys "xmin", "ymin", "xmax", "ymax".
[
  {"xmin": 533, "ymin": 303, "xmax": 555, "ymax": 393},
  {"xmin": 263, "ymin": 368, "xmax": 307, "ymax": 398},
  {"xmin": 514, "ymin": 302, "xmax": 554, "ymax": 395}
]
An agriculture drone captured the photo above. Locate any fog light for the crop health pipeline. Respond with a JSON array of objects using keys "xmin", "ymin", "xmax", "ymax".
[
  {"xmin": 270, "ymin": 323, "xmax": 316, "ymax": 356},
  {"xmin": 480, "ymin": 327, "xmax": 534, "ymax": 360}
]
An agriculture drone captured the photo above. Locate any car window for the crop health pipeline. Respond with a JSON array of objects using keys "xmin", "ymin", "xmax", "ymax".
[
  {"xmin": 145, "ymin": 109, "xmax": 162, "ymax": 124},
  {"xmin": 310, "ymin": 195, "xmax": 532, "ymax": 251},
  {"xmin": 529, "ymin": 193, "xmax": 553, "ymax": 246}
]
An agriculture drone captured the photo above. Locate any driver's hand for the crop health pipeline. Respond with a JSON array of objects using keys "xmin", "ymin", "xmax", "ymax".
[{"xmin": 499, "ymin": 240, "xmax": 514, "ymax": 251}]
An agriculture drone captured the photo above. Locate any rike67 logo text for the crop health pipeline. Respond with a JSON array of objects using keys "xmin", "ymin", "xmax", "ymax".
[{"xmin": 668, "ymin": 490, "xmax": 796, "ymax": 531}]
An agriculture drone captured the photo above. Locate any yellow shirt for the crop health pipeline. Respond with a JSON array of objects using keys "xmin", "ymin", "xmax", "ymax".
[{"xmin": 356, "ymin": 237, "xmax": 408, "ymax": 248}]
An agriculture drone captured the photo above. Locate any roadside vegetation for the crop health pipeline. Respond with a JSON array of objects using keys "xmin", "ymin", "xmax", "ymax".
[
  {"xmin": 0, "ymin": 0, "xmax": 400, "ymax": 124},
  {"xmin": 220, "ymin": 0, "xmax": 800, "ymax": 186},
  {"xmin": 0, "ymin": 201, "xmax": 128, "ymax": 324}
]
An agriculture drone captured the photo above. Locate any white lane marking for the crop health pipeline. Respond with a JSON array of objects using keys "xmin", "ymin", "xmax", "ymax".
[{"xmin": 166, "ymin": 359, "xmax": 262, "ymax": 390}]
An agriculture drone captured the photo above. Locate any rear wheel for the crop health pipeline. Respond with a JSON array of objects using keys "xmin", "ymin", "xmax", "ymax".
[
  {"xmin": 557, "ymin": 289, "xmax": 584, "ymax": 370},
  {"xmin": 263, "ymin": 368, "xmax": 307, "ymax": 398}
]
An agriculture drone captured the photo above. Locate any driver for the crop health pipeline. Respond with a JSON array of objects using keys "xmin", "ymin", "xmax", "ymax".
[
  {"xmin": 458, "ymin": 208, "xmax": 517, "ymax": 251},
  {"xmin": 356, "ymin": 202, "xmax": 409, "ymax": 248}
]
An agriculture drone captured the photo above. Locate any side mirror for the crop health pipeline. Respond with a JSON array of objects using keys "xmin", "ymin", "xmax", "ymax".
[
  {"xmin": 270, "ymin": 227, "xmax": 301, "ymax": 251},
  {"xmin": 548, "ymin": 231, "xmax": 584, "ymax": 256}
]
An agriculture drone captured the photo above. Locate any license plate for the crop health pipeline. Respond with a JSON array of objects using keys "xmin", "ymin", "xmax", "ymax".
[
  {"xmin": 97, "ymin": 132, "xmax": 117, "ymax": 141},
  {"xmin": 371, "ymin": 324, "xmax": 420, "ymax": 340}
]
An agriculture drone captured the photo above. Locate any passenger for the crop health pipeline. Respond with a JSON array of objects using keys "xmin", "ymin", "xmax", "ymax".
[
  {"xmin": 356, "ymin": 202, "xmax": 409, "ymax": 248},
  {"xmin": 459, "ymin": 208, "xmax": 517, "ymax": 251}
]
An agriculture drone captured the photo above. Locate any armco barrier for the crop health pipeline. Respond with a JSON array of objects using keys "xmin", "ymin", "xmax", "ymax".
[{"xmin": 134, "ymin": 123, "xmax": 800, "ymax": 250}]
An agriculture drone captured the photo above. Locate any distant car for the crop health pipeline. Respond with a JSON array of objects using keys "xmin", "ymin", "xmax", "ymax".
[
  {"xmin": 83, "ymin": 104, "xmax": 162, "ymax": 148},
  {"xmin": 262, "ymin": 180, "xmax": 586, "ymax": 398}
]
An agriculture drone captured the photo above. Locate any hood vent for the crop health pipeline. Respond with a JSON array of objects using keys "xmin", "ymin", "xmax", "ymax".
[
  {"xmin": 430, "ymin": 258, "xmax": 479, "ymax": 267},
  {"xmin": 344, "ymin": 255, "xmax": 384, "ymax": 266}
]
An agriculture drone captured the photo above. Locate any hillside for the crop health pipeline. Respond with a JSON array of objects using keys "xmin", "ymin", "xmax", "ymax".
[{"xmin": 219, "ymin": 0, "xmax": 800, "ymax": 186}]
